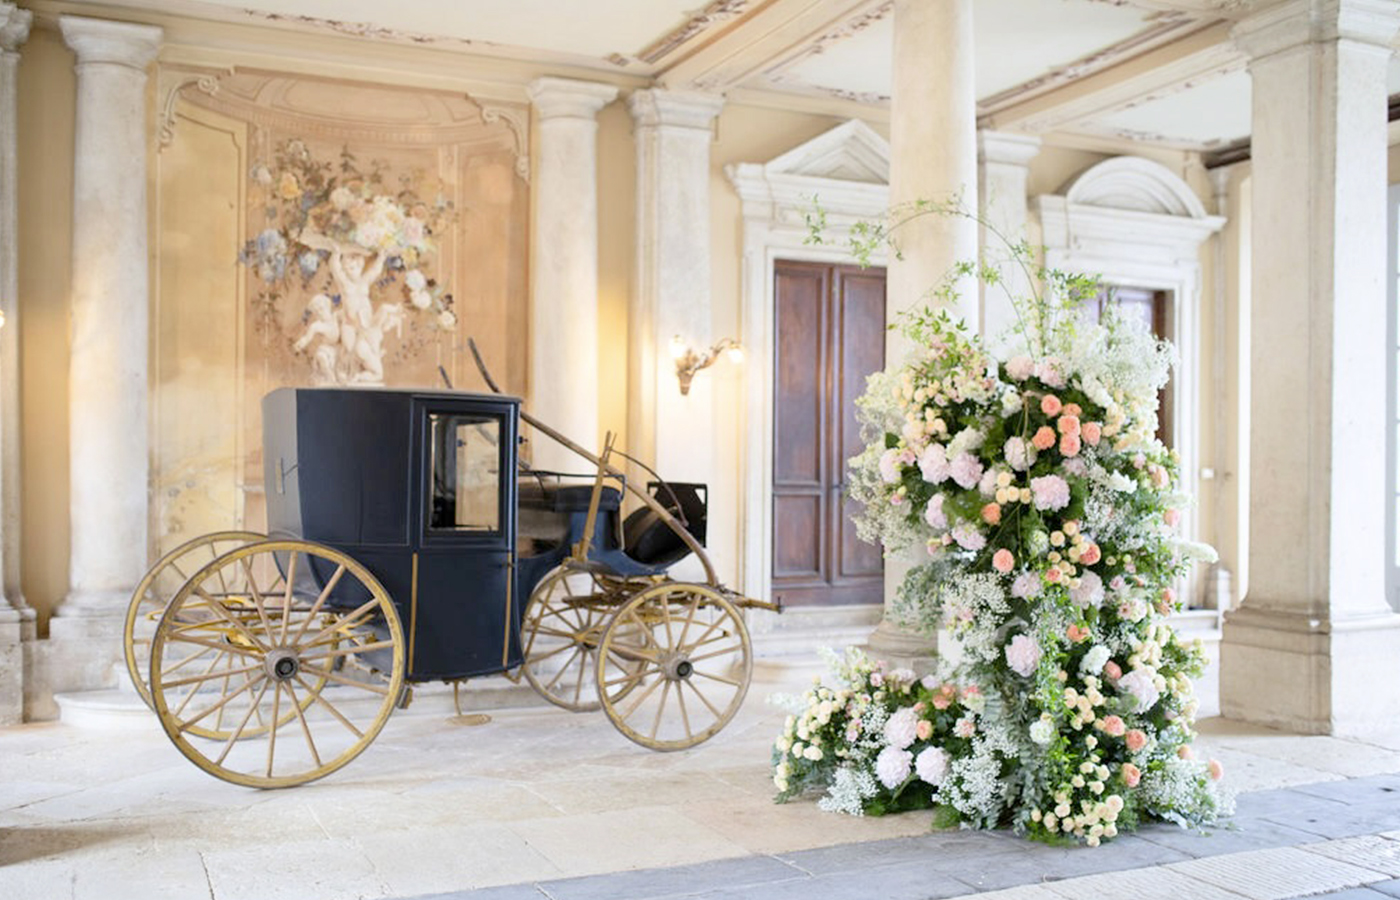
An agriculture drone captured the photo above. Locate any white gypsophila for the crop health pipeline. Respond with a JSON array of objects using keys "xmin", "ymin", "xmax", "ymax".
[
  {"xmin": 875, "ymin": 746, "xmax": 913, "ymax": 790},
  {"xmin": 1117, "ymin": 668, "xmax": 1162, "ymax": 712},
  {"xmin": 883, "ymin": 707, "xmax": 920, "ymax": 750},
  {"xmin": 847, "ymin": 444, "xmax": 921, "ymax": 552},
  {"xmin": 1106, "ymin": 472, "xmax": 1136, "ymax": 493},
  {"xmin": 942, "ymin": 740, "xmax": 1008, "ymax": 827},
  {"xmin": 915, "ymin": 746, "xmax": 951, "ymax": 785},
  {"xmin": 1028, "ymin": 718, "xmax": 1056, "ymax": 745},
  {"xmin": 818, "ymin": 765, "xmax": 879, "ymax": 817},
  {"xmin": 1077, "ymin": 373, "xmax": 1114, "ymax": 410},
  {"xmin": 1080, "ymin": 644, "xmax": 1111, "ymax": 677}
]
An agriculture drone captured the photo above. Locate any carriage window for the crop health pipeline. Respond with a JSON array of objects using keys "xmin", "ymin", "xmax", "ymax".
[{"xmin": 428, "ymin": 414, "xmax": 500, "ymax": 533}]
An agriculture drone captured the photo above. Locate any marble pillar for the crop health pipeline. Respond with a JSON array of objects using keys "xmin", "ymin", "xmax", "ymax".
[
  {"xmin": 0, "ymin": 1, "xmax": 31, "ymax": 725},
  {"xmin": 869, "ymin": 0, "xmax": 980, "ymax": 664},
  {"xmin": 627, "ymin": 89, "xmax": 724, "ymax": 501},
  {"xmin": 1220, "ymin": 0, "xmax": 1400, "ymax": 735},
  {"xmin": 977, "ymin": 130, "xmax": 1041, "ymax": 348},
  {"xmin": 525, "ymin": 77, "xmax": 617, "ymax": 472},
  {"xmin": 45, "ymin": 17, "xmax": 161, "ymax": 702}
]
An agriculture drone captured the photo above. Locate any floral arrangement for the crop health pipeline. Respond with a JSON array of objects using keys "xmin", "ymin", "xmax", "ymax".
[
  {"xmin": 772, "ymin": 201, "xmax": 1230, "ymax": 845},
  {"xmin": 240, "ymin": 139, "xmax": 458, "ymax": 336}
]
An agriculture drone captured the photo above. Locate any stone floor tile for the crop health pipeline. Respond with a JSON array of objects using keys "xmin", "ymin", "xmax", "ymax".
[
  {"xmin": 688, "ymin": 859, "xmax": 972, "ymax": 900},
  {"xmin": 354, "ymin": 823, "xmax": 564, "ymax": 896},
  {"xmin": 521, "ymin": 771, "xmax": 750, "ymax": 816},
  {"xmin": 1220, "ymin": 737, "xmax": 1400, "ymax": 779},
  {"xmin": 1261, "ymin": 804, "xmax": 1400, "ymax": 841},
  {"xmin": 1290, "ymin": 774, "xmax": 1400, "ymax": 805},
  {"xmin": 682, "ymin": 796, "xmax": 931, "ymax": 855},
  {"xmin": 952, "ymin": 836, "xmax": 1189, "ymax": 892},
  {"xmin": 1199, "ymin": 746, "xmax": 1343, "ymax": 792},
  {"xmin": 202, "ymin": 837, "xmax": 392, "ymax": 900},
  {"xmin": 1302, "ymin": 836, "xmax": 1400, "ymax": 878},
  {"xmin": 501, "ymin": 806, "xmax": 750, "ymax": 878},
  {"xmin": 1040, "ymin": 865, "xmax": 1247, "ymax": 900},
  {"xmin": 776, "ymin": 828, "xmax": 1019, "ymax": 876},
  {"xmin": 1134, "ymin": 816, "xmax": 1325, "ymax": 857},
  {"xmin": 1367, "ymin": 878, "xmax": 1400, "ymax": 898},
  {"xmin": 954, "ymin": 888, "xmax": 1060, "ymax": 900},
  {"xmin": 536, "ymin": 855, "xmax": 802, "ymax": 900},
  {"xmin": 1232, "ymin": 786, "xmax": 1350, "ymax": 819},
  {"xmin": 1167, "ymin": 846, "xmax": 1388, "ymax": 899},
  {"xmin": 407, "ymin": 885, "xmax": 549, "ymax": 900}
]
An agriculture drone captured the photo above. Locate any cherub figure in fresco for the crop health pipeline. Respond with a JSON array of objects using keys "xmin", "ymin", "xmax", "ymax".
[
  {"xmin": 293, "ymin": 293, "xmax": 342, "ymax": 385},
  {"xmin": 349, "ymin": 301, "xmax": 405, "ymax": 384},
  {"xmin": 298, "ymin": 231, "xmax": 396, "ymax": 385}
]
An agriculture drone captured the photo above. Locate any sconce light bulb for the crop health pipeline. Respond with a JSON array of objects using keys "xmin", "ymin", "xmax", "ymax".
[
  {"xmin": 669, "ymin": 335, "xmax": 687, "ymax": 361},
  {"xmin": 726, "ymin": 344, "xmax": 744, "ymax": 363}
]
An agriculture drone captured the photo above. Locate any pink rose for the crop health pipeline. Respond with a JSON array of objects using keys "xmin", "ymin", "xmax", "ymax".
[
  {"xmin": 1208, "ymin": 759, "xmax": 1224, "ymax": 781},
  {"xmin": 955, "ymin": 717, "xmax": 977, "ymax": 738},
  {"xmin": 1164, "ymin": 509, "xmax": 1180, "ymax": 527},
  {"xmin": 1121, "ymin": 762, "xmax": 1141, "ymax": 788},
  {"xmin": 1046, "ymin": 567, "xmax": 1063, "ymax": 583},
  {"xmin": 1100, "ymin": 715, "xmax": 1126, "ymax": 737},
  {"xmin": 1032, "ymin": 426, "xmax": 1057, "ymax": 451},
  {"xmin": 1040, "ymin": 394, "xmax": 1063, "ymax": 417},
  {"xmin": 1178, "ymin": 745, "xmax": 1195, "ymax": 760},
  {"xmin": 916, "ymin": 719, "xmax": 933, "ymax": 741},
  {"xmin": 993, "ymin": 548, "xmax": 1015, "ymax": 574},
  {"xmin": 1059, "ymin": 433, "xmax": 1081, "ymax": 457},
  {"xmin": 961, "ymin": 685, "xmax": 982, "ymax": 701},
  {"xmin": 1080, "ymin": 543, "xmax": 1101, "ymax": 565},
  {"xmin": 982, "ymin": 503, "xmax": 1002, "ymax": 525},
  {"xmin": 1057, "ymin": 414, "xmax": 1080, "ymax": 437},
  {"xmin": 1082, "ymin": 422, "xmax": 1102, "ymax": 445},
  {"xmin": 1066, "ymin": 623, "xmax": 1089, "ymax": 643},
  {"xmin": 1062, "ymin": 403, "xmax": 1082, "ymax": 419},
  {"xmin": 1125, "ymin": 728, "xmax": 1147, "ymax": 752},
  {"xmin": 1103, "ymin": 660, "xmax": 1122, "ymax": 681}
]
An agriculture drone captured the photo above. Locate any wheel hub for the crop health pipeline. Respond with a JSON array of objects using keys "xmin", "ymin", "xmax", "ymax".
[
  {"xmin": 660, "ymin": 652, "xmax": 694, "ymax": 682},
  {"xmin": 265, "ymin": 647, "xmax": 301, "ymax": 683}
]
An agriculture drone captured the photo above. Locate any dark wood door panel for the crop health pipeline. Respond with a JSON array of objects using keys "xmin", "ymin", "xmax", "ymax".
[
  {"xmin": 773, "ymin": 493, "xmax": 823, "ymax": 579},
  {"xmin": 774, "ymin": 268, "xmax": 826, "ymax": 485}
]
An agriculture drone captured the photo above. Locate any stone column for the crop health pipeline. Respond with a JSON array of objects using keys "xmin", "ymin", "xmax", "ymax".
[
  {"xmin": 525, "ymin": 77, "xmax": 617, "ymax": 472},
  {"xmin": 0, "ymin": 1, "xmax": 32, "ymax": 725},
  {"xmin": 977, "ymin": 130, "xmax": 1040, "ymax": 348},
  {"xmin": 46, "ymin": 17, "xmax": 161, "ymax": 699},
  {"xmin": 627, "ymin": 89, "xmax": 724, "ymax": 496},
  {"xmin": 869, "ymin": 0, "xmax": 980, "ymax": 664},
  {"xmin": 1220, "ymin": 0, "xmax": 1400, "ymax": 735}
]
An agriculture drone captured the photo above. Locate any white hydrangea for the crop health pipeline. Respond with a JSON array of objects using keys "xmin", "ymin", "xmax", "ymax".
[
  {"xmin": 883, "ymin": 707, "xmax": 920, "ymax": 750},
  {"xmin": 1080, "ymin": 644, "xmax": 1111, "ymax": 677},
  {"xmin": 1029, "ymin": 718, "xmax": 1056, "ymax": 745},
  {"xmin": 1070, "ymin": 571, "xmax": 1105, "ymax": 609},
  {"xmin": 915, "ymin": 746, "xmax": 951, "ymax": 785},
  {"xmin": 875, "ymin": 745, "xmax": 913, "ymax": 790},
  {"xmin": 1117, "ymin": 668, "xmax": 1161, "ymax": 712}
]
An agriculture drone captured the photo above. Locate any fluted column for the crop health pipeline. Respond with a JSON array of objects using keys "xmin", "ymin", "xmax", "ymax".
[
  {"xmin": 54, "ymin": 17, "xmax": 161, "ymax": 623},
  {"xmin": 1220, "ymin": 0, "xmax": 1400, "ymax": 734},
  {"xmin": 0, "ymin": 1, "xmax": 32, "ymax": 725},
  {"xmin": 977, "ymin": 130, "xmax": 1040, "ymax": 347},
  {"xmin": 525, "ymin": 77, "xmax": 617, "ymax": 471},
  {"xmin": 870, "ymin": 0, "xmax": 980, "ymax": 664},
  {"xmin": 628, "ymin": 89, "xmax": 724, "ymax": 489}
]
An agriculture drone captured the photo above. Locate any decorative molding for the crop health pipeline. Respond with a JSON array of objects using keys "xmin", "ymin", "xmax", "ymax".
[
  {"xmin": 627, "ymin": 88, "xmax": 724, "ymax": 131},
  {"xmin": 239, "ymin": 9, "xmax": 486, "ymax": 49},
  {"xmin": 59, "ymin": 16, "xmax": 162, "ymax": 71},
  {"xmin": 478, "ymin": 104, "xmax": 530, "ymax": 182},
  {"xmin": 1231, "ymin": 0, "xmax": 1400, "ymax": 60},
  {"xmin": 760, "ymin": 1, "xmax": 892, "ymax": 79},
  {"xmin": 158, "ymin": 66, "xmax": 232, "ymax": 150},
  {"xmin": 0, "ymin": 3, "xmax": 32, "ymax": 54},
  {"xmin": 1063, "ymin": 156, "xmax": 1212, "ymax": 217},
  {"xmin": 526, "ymin": 77, "xmax": 618, "ymax": 121},
  {"xmin": 635, "ymin": 0, "xmax": 751, "ymax": 65},
  {"xmin": 978, "ymin": 130, "xmax": 1042, "ymax": 169},
  {"xmin": 761, "ymin": 117, "xmax": 889, "ymax": 183}
]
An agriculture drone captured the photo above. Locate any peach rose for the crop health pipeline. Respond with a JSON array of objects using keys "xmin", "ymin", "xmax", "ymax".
[
  {"xmin": 1100, "ymin": 715, "xmax": 1126, "ymax": 737},
  {"xmin": 1066, "ymin": 623, "xmax": 1089, "ymax": 643},
  {"xmin": 1059, "ymin": 433, "xmax": 1081, "ymax": 457},
  {"xmin": 1057, "ymin": 414, "xmax": 1081, "ymax": 437},
  {"xmin": 1125, "ymin": 728, "xmax": 1147, "ymax": 752},
  {"xmin": 1063, "ymin": 403, "xmax": 1082, "ymax": 418},
  {"xmin": 1208, "ymin": 759, "xmax": 1224, "ymax": 780},
  {"xmin": 1164, "ymin": 508, "xmax": 1180, "ymax": 527},
  {"xmin": 993, "ymin": 548, "xmax": 1015, "ymax": 574},
  {"xmin": 1103, "ymin": 660, "xmax": 1122, "ymax": 681},
  {"xmin": 982, "ymin": 503, "xmax": 1002, "ymax": 525},
  {"xmin": 916, "ymin": 719, "xmax": 933, "ymax": 741},
  {"xmin": 1041, "ymin": 394, "xmax": 1063, "ymax": 416},
  {"xmin": 1081, "ymin": 422, "xmax": 1102, "ymax": 445},
  {"xmin": 1032, "ymin": 426, "xmax": 1057, "ymax": 451},
  {"xmin": 1046, "ymin": 567, "xmax": 1063, "ymax": 583},
  {"xmin": 1079, "ymin": 543, "xmax": 1102, "ymax": 565},
  {"xmin": 1178, "ymin": 745, "xmax": 1195, "ymax": 760},
  {"xmin": 1121, "ymin": 762, "xmax": 1142, "ymax": 788}
]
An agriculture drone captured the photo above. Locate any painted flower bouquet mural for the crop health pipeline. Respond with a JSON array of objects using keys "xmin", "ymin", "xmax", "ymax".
[
  {"xmin": 772, "ymin": 200, "xmax": 1231, "ymax": 845},
  {"xmin": 240, "ymin": 139, "xmax": 457, "ymax": 385}
]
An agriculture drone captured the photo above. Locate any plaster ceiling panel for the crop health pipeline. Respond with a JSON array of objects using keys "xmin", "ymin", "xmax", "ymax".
[
  {"xmin": 1086, "ymin": 68, "xmax": 1250, "ymax": 147},
  {"xmin": 164, "ymin": 0, "xmax": 703, "ymax": 60},
  {"xmin": 770, "ymin": 0, "xmax": 1161, "ymax": 101}
]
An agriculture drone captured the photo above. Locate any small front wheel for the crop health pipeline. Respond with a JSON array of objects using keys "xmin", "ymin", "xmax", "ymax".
[{"xmin": 595, "ymin": 583, "xmax": 752, "ymax": 752}]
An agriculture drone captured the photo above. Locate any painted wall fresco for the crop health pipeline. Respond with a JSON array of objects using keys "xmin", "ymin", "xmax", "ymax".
[{"xmin": 153, "ymin": 68, "xmax": 529, "ymax": 555}]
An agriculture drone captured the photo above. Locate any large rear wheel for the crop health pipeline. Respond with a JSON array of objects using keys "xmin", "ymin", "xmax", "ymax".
[{"xmin": 149, "ymin": 540, "xmax": 405, "ymax": 788}]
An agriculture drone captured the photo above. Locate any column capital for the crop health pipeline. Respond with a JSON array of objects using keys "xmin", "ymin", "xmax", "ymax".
[
  {"xmin": 0, "ymin": 3, "xmax": 32, "ymax": 55},
  {"xmin": 1232, "ymin": 0, "xmax": 1400, "ymax": 61},
  {"xmin": 977, "ymin": 130, "xmax": 1041, "ymax": 169},
  {"xmin": 59, "ymin": 16, "xmax": 163, "ymax": 71},
  {"xmin": 627, "ymin": 88, "xmax": 724, "ymax": 131},
  {"xmin": 526, "ymin": 77, "xmax": 618, "ymax": 121}
]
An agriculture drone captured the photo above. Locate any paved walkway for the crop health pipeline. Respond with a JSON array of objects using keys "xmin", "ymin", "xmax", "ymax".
[{"xmin": 4, "ymin": 664, "xmax": 1400, "ymax": 899}]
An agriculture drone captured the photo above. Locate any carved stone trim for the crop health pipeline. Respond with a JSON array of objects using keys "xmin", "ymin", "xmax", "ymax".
[
  {"xmin": 477, "ymin": 104, "xmax": 530, "ymax": 182},
  {"xmin": 0, "ymin": 3, "xmax": 32, "ymax": 55},
  {"xmin": 158, "ymin": 67, "xmax": 232, "ymax": 150},
  {"xmin": 60, "ymin": 16, "xmax": 162, "ymax": 72},
  {"xmin": 635, "ymin": 0, "xmax": 751, "ymax": 65},
  {"xmin": 759, "ymin": 1, "xmax": 892, "ymax": 81}
]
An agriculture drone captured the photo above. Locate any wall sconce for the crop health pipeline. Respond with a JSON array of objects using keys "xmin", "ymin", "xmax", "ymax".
[{"xmin": 669, "ymin": 335, "xmax": 743, "ymax": 395}]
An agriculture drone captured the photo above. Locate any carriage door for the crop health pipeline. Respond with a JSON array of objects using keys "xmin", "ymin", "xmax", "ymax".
[
  {"xmin": 411, "ymin": 398, "xmax": 519, "ymax": 679},
  {"xmin": 772, "ymin": 261, "xmax": 886, "ymax": 606}
]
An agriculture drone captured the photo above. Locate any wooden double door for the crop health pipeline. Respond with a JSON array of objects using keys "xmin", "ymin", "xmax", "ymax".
[{"xmin": 772, "ymin": 260, "xmax": 885, "ymax": 607}]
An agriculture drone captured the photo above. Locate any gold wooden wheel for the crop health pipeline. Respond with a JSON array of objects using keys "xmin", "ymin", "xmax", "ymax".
[
  {"xmin": 595, "ymin": 582, "xmax": 752, "ymax": 752},
  {"xmin": 124, "ymin": 530, "xmax": 263, "ymax": 716},
  {"xmin": 521, "ymin": 565, "xmax": 612, "ymax": 711},
  {"xmin": 149, "ymin": 540, "xmax": 405, "ymax": 789}
]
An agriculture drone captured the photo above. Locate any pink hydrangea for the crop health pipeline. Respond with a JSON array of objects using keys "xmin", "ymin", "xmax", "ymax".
[
  {"xmin": 1030, "ymin": 474, "xmax": 1071, "ymax": 511},
  {"xmin": 1118, "ymin": 669, "xmax": 1161, "ymax": 712},
  {"xmin": 875, "ymin": 746, "xmax": 913, "ymax": 789},
  {"xmin": 1005, "ymin": 355, "xmax": 1035, "ymax": 381},
  {"xmin": 1011, "ymin": 571, "xmax": 1042, "ymax": 599},
  {"xmin": 949, "ymin": 453, "xmax": 984, "ymax": 490},
  {"xmin": 1035, "ymin": 357, "xmax": 1066, "ymax": 388},
  {"xmin": 1004, "ymin": 634, "xmax": 1042, "ymax": 677},
  {"xmin": 915, "ymin": 746, "xmax": 950, "ymax": 785},
  {"xmin": 978, "ymin": 467, "xmax": 999, "ymax": 497},
  {"xmin": 919, "ymin": 443, "xmax": 950, "ymax": 483},
  {"xmin": 878, "ymin": 448, "xmax": 902, "ymax": 483},
  {"xmin": 952, "ymin": 523, "xmax": 986, "ymax": 552},
  {"xmin": 923, "ymin": 493, "xmax": 947, "ymax": 530},
  {"xmin": 992, "ymin": 547, "xmax": 1015, "ymax": 573},
  {"xmin": 1069, "ymin": 570, "xmax": 1105, "ymax": 609}
]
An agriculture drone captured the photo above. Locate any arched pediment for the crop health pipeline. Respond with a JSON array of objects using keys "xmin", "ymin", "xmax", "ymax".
[
  {"xmin": 1063, "ymin": 156, "xmax": 1208, "ymax": 219},
  {"xmin": 762, "ymin": 118, "xmax": 890, "ymax": 184}
]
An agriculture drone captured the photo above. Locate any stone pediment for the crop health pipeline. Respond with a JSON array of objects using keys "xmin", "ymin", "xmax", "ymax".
[{"xmin": 762, "ymin": 118, "xmax": 889, "ymax": 184}]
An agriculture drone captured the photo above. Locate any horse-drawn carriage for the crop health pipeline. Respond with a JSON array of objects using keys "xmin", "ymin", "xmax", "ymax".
[{"xmin": 123, "ymin": 363, "xmax": 778, "ymax": 788}]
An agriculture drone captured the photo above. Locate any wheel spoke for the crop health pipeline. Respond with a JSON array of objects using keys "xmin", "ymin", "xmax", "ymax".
[
  {"xmin": 240, "ymin": 557, "xmax": 277, "ymax": 642},
  {"xmin": 649, "ymin": 680, "xmax": 671, "ymax": 740},
  {"xmin": 214, "ymin": 678, "xmax": 270, "ymax": 765},
  {"xmin": 289, "ymin": 564, "xmax": 347, "ymax": 646},
  {"xmin": 297, "ymin": 640, "xmax": 397, "ymax": 662},
  {"xmin": 683, "ymin": 677, "xmax": 722, "ymax": 718},
  {"xmin": 280, "ymin": 551, "xmax": 299, "ymax": 644},
  {"xmin": 675, "ymin": 678, "xmax": 693, "ymax": 739},
  {"xmin": 525, "ymin": 641, "xmax": 577, "ymax": 665},
  {"xmin": 158, "ymin": 643, "xmax": 217, "ymax": 678},
  {"xmin": 162, "ymin": 661, "xmax": 264, "ymax": 690},
  {"xmin": 283, "ymin": 679, "xmax": 324, "ymax": 768},
  {"xmin": 615, "ymin": 673, "xmax": 663, "ymax": 723},
  {"xmin": 162, "ymin": 632, "xmax": 263, "ymax": 660},
  {"xmin": 298, "ymin": 662, "xmax": 390, "ymax": 695},
  {"xmin": 293, "ymin": 673, "xmax": 364, "ymax": 739},
  {"xmin": 543, "ymin": 646, "xmax": 583, "ymax": 692},
  {"xmin": 686, "ymin": 644, "xmax": 742, "ymax": 665},
  {"xmin": 675, "ymin": 592, "xmax": 701, "ymax": 653},
  {"xmin": 266, "ymin": 681, "xmax": 283, "ymax": 778},
  {"xmin": 679, "ymin": 614, "xmax": 728, "ymax": 656},
  {"xmin": 190, "ymin": 586, "xmax": 268, "ymax": 652},
  {"xmin": 572, "ymin": 648, "xmax": 589, "ymax": 706},
  {"xmin": 170, "ymin": 649, "xmax": 232, "ymax": 717},
  {"xmin": 303, "ymin": 598, "xmax": 380, "ymax": 649},
  {"xmin": 178, "ymin": 672, "xmax": 267, "ymax": 731},
  {"xmin": 691, "ymin": 668, "xmax": 742, "ymax": 688}
]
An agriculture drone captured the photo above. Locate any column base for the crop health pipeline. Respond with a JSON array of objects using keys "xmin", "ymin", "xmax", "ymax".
[
  {"xmin": 1220, "ymin": 605, "xmax": 1400, "ymax": 736},
  {"xmin": 0, "ymin": 607, "xmax": 25, "ymax": 725},
  {"xmin": 865, "ymin": 616, "xmax": 938, "ymax": 674},
  {"xmin": 31, "ymin": 611, "xmax": 126, "ymax": 720}
]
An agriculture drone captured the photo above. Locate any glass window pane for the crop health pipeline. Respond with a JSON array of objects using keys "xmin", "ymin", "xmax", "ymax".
[{"xmin": 428, "ymin": 414, "xmax": 500, "ymax": 532}]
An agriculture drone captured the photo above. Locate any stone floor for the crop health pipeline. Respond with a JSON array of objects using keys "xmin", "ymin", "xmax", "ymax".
[{"xmin": 4, "ymin": 663, "xmax": 1400, "ymax": 900}]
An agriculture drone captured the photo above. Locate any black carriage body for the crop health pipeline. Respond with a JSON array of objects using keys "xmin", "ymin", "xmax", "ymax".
[{"xmin": 262, "ymin": 387, "xmax": 524, "ymax": 682}]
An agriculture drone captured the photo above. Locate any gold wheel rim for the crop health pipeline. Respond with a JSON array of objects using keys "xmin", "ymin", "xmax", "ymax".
[
  {"xmin": 124, "ymin": 531, "xmax": 263, "ymax": 719},
  {"xmin": 149, "ymin": 539, "xmax": 405, "ymax": 789},
  {"xmin": 521, "ymin": 565, "xmax": 615, "ymax": 712},
  {"xmin": 595, "ymin": 583, "xmax": 752, "ymax": 752}
]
